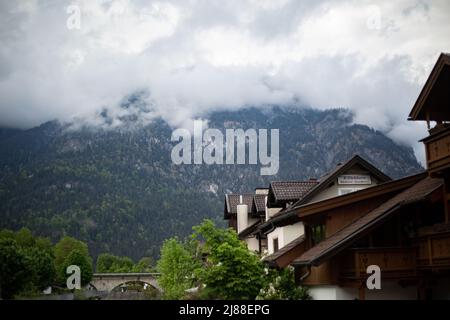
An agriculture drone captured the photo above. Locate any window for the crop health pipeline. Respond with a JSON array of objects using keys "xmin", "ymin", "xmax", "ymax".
[
  {"xmin": 311, "ymin": 224, "xmax": 326, "ymax": 246},
  {"xmin": 273, "ymin": 238, "xmax": 279, "ymax": 253}
]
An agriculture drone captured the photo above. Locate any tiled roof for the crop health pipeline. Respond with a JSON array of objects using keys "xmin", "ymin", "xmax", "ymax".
[
  {"xmin": 224, "ymin": 194, "xmax": 254, "ymax": 218},
  {"xmin": 292, "ymin": 177, "xmax": 443, "ymax": 266},
  {"xmin": 269, "ymin": 181, "xmax": 318, "ymax": 204},
  {"xmin": 253, "ymin": 194, "xmax": 267, "ymax": 214},
  {"xmin": 225, "ymin": 193, "xmax": 267, "ymax": 219}
]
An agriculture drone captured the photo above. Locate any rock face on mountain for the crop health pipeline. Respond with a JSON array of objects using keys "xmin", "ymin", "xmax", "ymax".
[{"xmin": 0, "ymin": 106, "xmax": 423, "ymax": 260}]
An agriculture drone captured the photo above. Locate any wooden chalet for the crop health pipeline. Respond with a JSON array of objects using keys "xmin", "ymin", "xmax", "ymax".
[
  {"xmin": 268, "ymin": 53, "xmax": 450, "ymax": 300},
  {"xmin": 223, "ymin": 52, "xmax": 450, "ymax": 299},
  {"xmin": 261, "ymin": 155, "xmax": 391, "ymax": 264}
]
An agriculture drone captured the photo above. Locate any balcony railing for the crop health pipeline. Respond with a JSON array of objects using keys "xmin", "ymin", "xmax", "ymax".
[
  {"xmin": 339, "ymin": 247, "xmax": 417, "ymax": 279},
  {"xmin": 417, "ymin": 229, "xmax": 450, "ymax": 268},
  {"xmin": 424, "ymin": 125, "xmax": 450, "ymax": 173}
]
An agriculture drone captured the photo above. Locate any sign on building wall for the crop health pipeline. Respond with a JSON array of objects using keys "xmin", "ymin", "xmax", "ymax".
[{"xmin": 338, "ymin": 174, "xmax": 371, "ymax": 185}]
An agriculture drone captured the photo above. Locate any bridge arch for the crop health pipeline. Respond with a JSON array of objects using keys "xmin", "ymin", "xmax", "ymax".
[
  {"xmin": 89, "ymin": 273, "xmax": 161, "ymax": 293},
  {"xmin": 111, "ymin": 280, "xmax": 159, "ymax": 292}
]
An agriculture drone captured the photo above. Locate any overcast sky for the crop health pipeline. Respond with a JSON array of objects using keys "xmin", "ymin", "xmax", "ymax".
[{"xmin": 1, "ymin": 0, "xmax": 449, "ymax": 161}]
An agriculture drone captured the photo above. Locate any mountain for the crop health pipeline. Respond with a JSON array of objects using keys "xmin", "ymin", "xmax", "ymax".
[{"xmin": 0, "ymin": 106, "xmax": 423, "ymax": 261}]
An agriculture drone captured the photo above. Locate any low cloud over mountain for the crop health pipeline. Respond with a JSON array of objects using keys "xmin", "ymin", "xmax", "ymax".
[{"xmin": 1, "ymin": 1, "xmax": 450, "ymax": 162}]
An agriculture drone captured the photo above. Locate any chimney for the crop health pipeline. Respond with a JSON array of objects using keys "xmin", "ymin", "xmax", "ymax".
[
  {"xmin": 264, "ymin": 196, "xmax": 269, "ymax": 222},
  {"xmin": 237, "ymin": 195, "xmax": 248, "ymax": 233}
]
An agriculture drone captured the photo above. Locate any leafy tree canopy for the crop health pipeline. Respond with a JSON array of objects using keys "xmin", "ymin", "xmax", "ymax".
[
  {"xmin": 62, "ymin": 249, "xmax": 93, "ymax": 286},
  {"xmin": 192, "ymin": 220, "xmax": 266, "ymax": 300},
  {"xmin": 0, "ymin": 228, "xmax": 56, "ymax": 299},
  {"xmin": 157, "ymin": 237, "xmax": 199, "ymax": 300},
  {"xmin": 156, "ymin": 219, "xmax": 311, "ymax": 300},
  {"xmin": 257, "ymin": 267, "xmax": 311, "ymax": 300},
  {"xmin": 54, "ymin": 236, "xmax": 92, "ymax": 285},
  {"xmin": 0, "ymin": 238, "xmax": 29, "ymax": 299},
  {"xmin": 96, "ymin": 253, "xmax": 155, "ymax": 273}
]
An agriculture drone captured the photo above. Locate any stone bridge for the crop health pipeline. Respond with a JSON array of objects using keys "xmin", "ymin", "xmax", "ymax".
[{"xmin": 89, "ymin": 273, "xmax": 161, "ymax": 293}]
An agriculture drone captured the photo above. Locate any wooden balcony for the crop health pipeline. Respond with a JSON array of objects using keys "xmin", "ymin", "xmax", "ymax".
[
  {"xmin": 423, "ymin": 125, "xmax": 450, "ymax": 173},
  {"xmin": 417, "ymin": 228, "xmax": 450, "ymax": 269},
  {"xmin": 339, "ymin": 247, "xmax": 417, "ymax": 280}
]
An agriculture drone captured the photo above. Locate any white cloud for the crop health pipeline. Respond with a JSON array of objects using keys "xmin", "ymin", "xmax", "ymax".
[{"xmin": 0, "ymin": 0, "xmax": 450, "ymax": 164}]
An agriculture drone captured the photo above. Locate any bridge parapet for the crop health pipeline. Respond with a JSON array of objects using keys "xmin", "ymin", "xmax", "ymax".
[{"xmin": 90, "ymin": 273, "xmax": 161, "ymax": 293}]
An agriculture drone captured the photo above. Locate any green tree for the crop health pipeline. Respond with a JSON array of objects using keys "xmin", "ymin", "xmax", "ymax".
[
  {"xmin": 20, "ymin": 245, "xmax": 55, "ymax": 292},
  {"xmin": 132, "ymin": 257, "xmax": 155, "ymax": 273},
  {"xmin": 192, "ymin": 220, "xmax": 267, "ymax": 300},
  {"xmin": 34, "ymin": 237, "xmax": 54, "ymax": 253},
  {"xmin": 96, "ymin": 253, "xmax": 135, "ymax": 273},
  {"xmin": 257, "ymin": 267, "xmax": 311, "ymax": 300},
  {"xmin": 0, "ymin": 229, "xmax": 15, "ymax": 240},
  {"xmin": 193, "ymin": 219, "xmax": 241, "ymax": 251},
  {"xmin": 157, "ymin": 238, "xmax": 199, "ymax": 299},
  {"xmin": 15, "ymin": 229, "xmax": 56, "ymax": 292},
  {"xmin": 0, "ymin": 229, "xmax": 56, "ymax": 298},
  {"xmin": 0, "ymin": 238, "xmax": 30, "ymax": 299},
  {"xmin": 54, "ymin": 236, "xmax": 92, "ymax": 285},
  {"xmin": 15, "ymin": 228, "xmax": 35, "ymax": 247},
  {"xmin": 109, "ymin": 256, "xmax": 134, "ymax": 272},
  {"xmin": 97, "ymin": 253, "xmax": 154, "ymax": 273},
  {"xmin": 96, "ymin": 253, "xmax": 116, "ymax": 273},
  {"xmin": 62, "ymin": 249, "xmax": 93, "ymax": 286}
]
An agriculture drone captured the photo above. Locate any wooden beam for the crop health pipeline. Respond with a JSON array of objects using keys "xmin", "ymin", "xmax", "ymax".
[
  {"xmin": 358, "ymin": 285, "xmax": 366, "ymax": 300},
  {"xmin": 445, "ymin": 177, "xmax": 450, "ymax": 223},
  {"xmin": 296, "ymin": 173, "xmax": 427, "ymax": 218},
  {"xmin": 445, "ymin": 195, "xmax": 450, "ymax": 224},
  {"xmin": 428, "ymin": 238, "xmax": 433, "ymax": 266},
  {"xmin": 355, "ymin": 251, "xmax": 360, "ymax": 278}
]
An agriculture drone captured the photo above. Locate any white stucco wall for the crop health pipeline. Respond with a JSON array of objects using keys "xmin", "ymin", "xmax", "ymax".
[
  {"xmin": 309, "ymin": 168, "xmax": 380, "ymax": 203},
  {"xmin": 308, "ymin": 281, "xmax": 418, "ymax": 300},
  {"xmin": 267, "ymin": 222, "xmax": 304, "ymax": 254},
  {"xmin": 309, "ymin": 180, "xmax": 379, "ymax": 203},
  {"xmin": 245, "ymin": 237, "xmax": 260, "ymax": 252},
  {"xmin": 267, "ymin": 228, "xmax": 282, "ymax": 254},
  {"xmin": 266, "ymin": 207, "xmax": 282, "ymax": 221},
  {"xmin": 283, "ymin": 223, "xmax": 305, "ymax": 246},
  {"xmin": 308, "ymin": 286, "xmax": 351, "ymax": 300}
]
